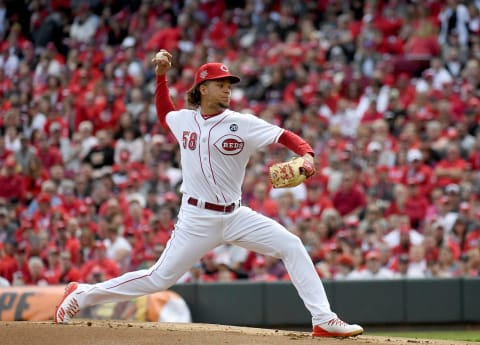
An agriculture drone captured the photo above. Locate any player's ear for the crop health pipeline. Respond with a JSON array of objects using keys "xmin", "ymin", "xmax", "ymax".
[{"xmin": 199, "ymin": 83, "xmax": 208, "ymax": 95}]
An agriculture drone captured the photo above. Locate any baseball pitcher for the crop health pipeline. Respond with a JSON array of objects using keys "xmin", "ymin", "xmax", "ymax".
[{"xmin": 54, "ymin": 50, "xmax": 363, "ymax": 337}]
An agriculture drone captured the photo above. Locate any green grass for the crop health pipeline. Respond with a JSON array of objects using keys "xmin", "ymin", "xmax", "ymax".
[{"xmin": 370, "ymin": 330, "xmax": 480, "ymax": 342}]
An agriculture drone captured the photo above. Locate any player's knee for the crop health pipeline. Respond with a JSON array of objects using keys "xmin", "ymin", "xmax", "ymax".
[{"xmin": 277, "ymin": 234, "xmax": 303, "ymax": 258}]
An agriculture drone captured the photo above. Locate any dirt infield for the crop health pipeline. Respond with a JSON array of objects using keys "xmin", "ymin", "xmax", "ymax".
[{"xmin": 1, "ymin": 321, "xmax": 471, "ymax": 345}]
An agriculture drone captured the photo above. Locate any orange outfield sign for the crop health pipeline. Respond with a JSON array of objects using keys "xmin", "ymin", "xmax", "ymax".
[
  {"xmin": 0, "ymin": 285, "xmax": 65, "ymax": 321},
  {"xmin": 0, "ymin": 286, "xmax": 191, "ymax": 322}
]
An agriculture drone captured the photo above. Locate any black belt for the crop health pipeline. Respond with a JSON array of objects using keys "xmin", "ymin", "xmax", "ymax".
[{"xmin": 187, "ymin": 197, "xmax": 238, "ymax": 213}]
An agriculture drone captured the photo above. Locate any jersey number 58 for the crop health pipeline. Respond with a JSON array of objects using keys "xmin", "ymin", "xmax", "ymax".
[{"xmin": 182, "ymin": 131, "xmax": 198, "ymax": 150}]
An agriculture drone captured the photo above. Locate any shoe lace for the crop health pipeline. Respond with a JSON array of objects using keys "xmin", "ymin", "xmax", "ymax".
[
  {"xmin": 327, "ymin": 318, "xmax": 347, "ymax": 327},
  {"xmin": 65, "ymin": 298, "xmax": 80, "ymax": 318}
]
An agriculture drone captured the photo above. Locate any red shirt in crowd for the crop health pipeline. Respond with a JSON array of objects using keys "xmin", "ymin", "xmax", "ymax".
[
  {"xmin": 434, "ymin": 156, "xmax": 469, "ymax": 188},
  {"xmin": 403, "ymin": 187, "xmax": 430, "ymax": 228},
  {"xmin": 332, "ymin": 182, "xmax": 367, "ymax": 217},
  {"xmin": 249, "ymin": 197, "xmax": 278, "ymax": 219},
  {"xmin": 36, "ymin": 145, "xmax": 63, "ymax": 171},
  {"xmin": 0, "ymin": 165, "xmax": 26, "ymax": 202},
  {"xmin": 80, "ymin": 246, "xmax": 120, "ymax": 282},
  {"xmin": 297, "ymin": 182, "xmax": 333, "ymax": 220},
  {"xmin": 465, "ymin": 229, "xmax": 480, "ymax": 252},
  {"xmin": 59, "ymin": 264, "xmax": 82, "ymax": 284},
  {"xmin": 89, "ymin": 97, "xmax": 126, "ymax": 133},
  {"xmin": 23, "ymin": 168, "xmax": 49, "ymax": 200},
  {"xmin": 0, "ymin": 253, "xmax": 17, "ymax": 283},
  {"xmin": 401, "ymin": 164, "xmax": 433, "ymax": 198}
]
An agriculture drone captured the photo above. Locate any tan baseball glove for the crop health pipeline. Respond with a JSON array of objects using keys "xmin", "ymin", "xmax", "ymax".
[{"xmin": 269, "ymin": 155, "xmax": 315, "ymax": 188}]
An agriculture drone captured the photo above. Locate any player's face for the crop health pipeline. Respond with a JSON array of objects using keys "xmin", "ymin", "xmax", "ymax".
[{"xmin": 201, "ymin": 79, "xmax": 232, "ymax": 112}]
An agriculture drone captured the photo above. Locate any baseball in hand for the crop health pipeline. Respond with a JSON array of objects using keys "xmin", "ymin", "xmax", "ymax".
[{"xmin": 155, "ymin": 52, "xmax": 170, "ymax": 64}]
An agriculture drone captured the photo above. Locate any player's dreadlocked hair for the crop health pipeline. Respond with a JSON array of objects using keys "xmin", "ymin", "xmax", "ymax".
[{"xmin": 186, "ymin": 85, "xmax": 201, "ymax": 108}]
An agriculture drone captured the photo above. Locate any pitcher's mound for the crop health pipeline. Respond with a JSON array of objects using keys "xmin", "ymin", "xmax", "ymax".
[{"xmin": 0, "ymin": 321, "xmax": 468, "ymax": 345}]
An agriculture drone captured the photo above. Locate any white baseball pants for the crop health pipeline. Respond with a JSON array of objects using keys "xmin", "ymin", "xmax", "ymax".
[{"xmin": 75, "ymin": 202, "xmax": 337, "ymax": 325}]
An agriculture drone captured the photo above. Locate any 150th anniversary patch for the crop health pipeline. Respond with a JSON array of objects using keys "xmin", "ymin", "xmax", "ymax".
[{"xmin": 214, "ymin": 135, "xmax": 245, "ymax": 155}]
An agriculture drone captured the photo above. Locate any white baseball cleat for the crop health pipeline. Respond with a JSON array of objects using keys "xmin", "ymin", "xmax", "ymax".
[
  {"xmin": 312, "ymin": 318, "xmax": 364, "ymax": 337},
  {"xmin": 54, "ymin": 282, "xmax": 81, "ymax": 324}
]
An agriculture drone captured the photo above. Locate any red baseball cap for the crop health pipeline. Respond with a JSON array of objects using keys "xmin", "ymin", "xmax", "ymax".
[
  {"xmin": 366, "ymin": 250, "xmax": 381, "ymax": 261},
  {"xmin": 337, "ymin": 254, "xmax": 354, "ymax": 267},
  {"xmin": 37, "ymin": 192, "xmax": 51, "ymax": 203},
  {"xmin": 193, "ymin": 63, "xmax": 240, "ymax": 88},
  {"xmin": 5, "ymin": 157, "xmax": 16, "ymax": 168}
]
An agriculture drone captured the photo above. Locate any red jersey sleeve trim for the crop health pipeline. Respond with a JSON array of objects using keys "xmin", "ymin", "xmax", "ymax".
[
  {"xmin": 278, "ymin": 130, "xmax": 314, "ymax": 156},
  {"xmin": 155, "ymin": 75, "xmax": 176, "ymax": 129}
]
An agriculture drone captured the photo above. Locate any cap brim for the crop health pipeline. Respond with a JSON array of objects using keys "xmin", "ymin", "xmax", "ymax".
[
  {"xmin": 196, "ymin": 75, "xmax": 240, "ymax": 87},
  {"xmin": 220, "ymin": 75, "xmax": 240, "ymax": 84}
]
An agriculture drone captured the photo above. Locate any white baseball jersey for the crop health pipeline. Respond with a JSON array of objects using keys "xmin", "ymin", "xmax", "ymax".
[{"xmin": 166, "ymin": 108, "xmax": 283, "ymax": 204}]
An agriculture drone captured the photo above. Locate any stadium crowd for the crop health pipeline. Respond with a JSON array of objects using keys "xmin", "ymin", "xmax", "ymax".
[{"xmin": 1, "ymin": 0, "xmax": 480, "ymax": 287}]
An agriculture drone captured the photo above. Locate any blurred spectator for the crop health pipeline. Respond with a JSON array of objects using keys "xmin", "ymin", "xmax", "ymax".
[
  {"xmin": 69, "ymin": 4, "xmax": 100, "ymax": 44},
  {"xmin": 402, "ymin": 148, "xmax": 434, "ymax": 198},
  {"xmin": 433, "ymin": 143, "xmax": 469, "ymax": 189},
  {"xmin": 332, "ymin": 169, "xmax": 367, "ymax": 219},
  {"xmin": 0, "ymin": 206, "xmax": 15, "ymax": 244},
  {"xmin": 435, "ymin": 245, "xmax": 461, "ymax": 277},
  {"xmin": 124, "ymin": 193, "xmax": 151, "ymax": 230},
  {"xmin": 367, "ymin": 165, "xmax": 394, "ymax": 209},
  {"xmin": 296, "ymin": 180, "xmax": 333, "ymax": 221},
  {"xmin": 104, "ymin": 224, "xmax": 132, "ymax": 274},
  {"xmin": 199, "ymin": 251, "xmax": 219, "ymax": 282},
  {"xmin": 334, "ymin": 254, "xmax": 355, "ymax": 280},
  {"xmin": 83, "ymin": 129, "xmax": 115, "ymax": 176},
  {"xmin": 24, "ymin": 256, "xmax": 48, "ymax": 285},
  {"xmin": 62, "ymin": 131, "xmax": 82, "ymax": 175},
  {"xmin": 77, "ymin": 120, "xmax": 98, "ymax": 158},
  {"xmin": 403, "ymin": 179, "xmax": 430, "ymax": 230},
  {"xmin": 404, "ymin": 6, "xmax": 440, "ymax": 59},
  {"xmin": 273, "ymin": 190, "xmax": 297, "ymax": 228},
  {"xmin": 23, "ymin": 155, "xmax": 49, "ymax": 205},
  {"xmin": 264, "ymin": 255, "xmax": 287, "ymax": 280},
  {"xmin": 215, "ymin": 258, "xmax": 236, "ymax": 282},
  {"xmin": 433, "ymin": 195, "xmax": 459, "ymax": 234},
  {"xmin": 248, "ymin": 181, "xmax": 278, "ymax": 219},
  {"xmin": 90, "ymin": 93, "xmax": 126, "ymax": 133},
  {"xmin": 43, "ymin": 245, "xmax": 62, "ymax": 284},
  {"xmin": 405, "ymin": 245, "xmax": 428, "ymax": 278},
  {"xmin": 211, "ymin": 243, "xmax": 248, "ymax": 278},
  {"xmin": 8, "ymin": 241, "xmax": 30, "ymax": 285},
  {"xmin": 26, "ymin": 179, "xmax": 62, "ymax": 218},
  {"xmin": 449, "ymin": 216, "xmax": 469, "ymax": 253},
  {"xmin": 58, "ymin": 250, "xmax": 82, "ymax": 284},
  {"xmin": 0, "ymin": 134, "xmax": 13, "ymax": 166},
  {"xmin": 383, "ymin": 217, "xmax": 424, "ymax": 249},
  {"xmin": 81, "ymin": 242, "xmax": 120, "ymax": 282},
  {"xmin": 348, "ymin": 250, "xmax": 396, "ymax": 279},
  {"xmin": 438, "ymin": 0, "xmax": 470, "ymax": 50},
  {"xmin": 5, "ymin": 126, "xmax": 20, "ymax": 151},
  {"xmin": 458, "ymin": 249, "xmax": 480, "ymax": 277},
  {"xmin": 114, "ymin": 122, "xmax": 144, "ymax": 163},
  {"xmin": 14, "ymin": 133, "xmax": 36, "ymax": 172},
  {"xmin": 0, "ymin": 156, "xmax": 25, "ymax": 203},
  {"xmin": 36, "ymin": 130, "xmax": 63, "ymax": 171},
  {"xmin": 249, "ymin": 256, "xmax": 278, "ymax": 282},
  {"xmin": 358, "ymin": 204, "xmax": 385, "ymax": 234}
]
